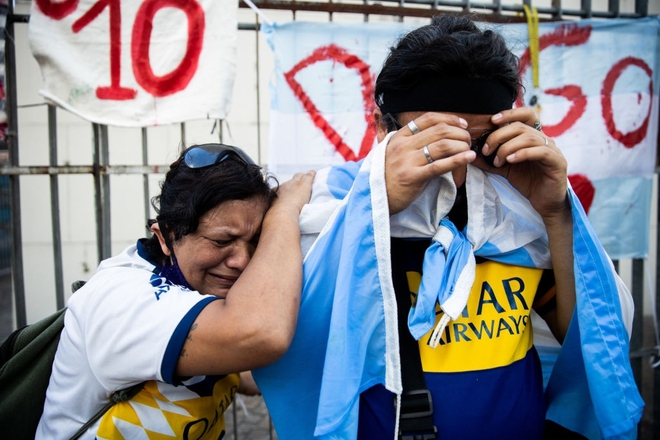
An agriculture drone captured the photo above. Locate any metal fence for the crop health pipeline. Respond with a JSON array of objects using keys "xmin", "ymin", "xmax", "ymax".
[{"xmin": 2, "ymin": 0, "xmax": 657, "ymax": 438}]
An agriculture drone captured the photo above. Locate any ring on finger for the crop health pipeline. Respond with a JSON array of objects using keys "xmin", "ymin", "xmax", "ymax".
[
  {"xmin": 543, "ymin": 136, "xmax": 549, "ymax": 147},
  {"xmin": 532, "ymin": 120, "xmax": 543, "ymax": 131},
  {"xmin": 408, "ymin": 120, "xmax": 421, "ymax": 135},
  {"xmin": 422, "ymin": 145, "xmax": 434, "ymax": 164}
]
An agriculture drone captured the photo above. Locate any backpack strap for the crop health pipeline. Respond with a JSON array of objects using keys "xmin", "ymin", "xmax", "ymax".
[
  {"xmin": 391, "ymin": 239, "xmax": 438, "ymax": 440},
  {"xmin": 69, "ymin": 381, "xmax": 146, "ymax": 440}
]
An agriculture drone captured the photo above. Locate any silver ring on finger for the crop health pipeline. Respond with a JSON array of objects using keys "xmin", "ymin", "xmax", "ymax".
[
  {"xmin": 422, "ymin": 145, "xmax": 434, "ymax": 164},
  {"xmin": 543, "ymin": 136, "xmax": 549, "ymax": 147},
  {"xmin": 408, "ymin": 120, "xmax": 420, "ymax": 135},
  {"xmin": 532, "ymin": 120, "xmax": 543, "ymax": 131}
]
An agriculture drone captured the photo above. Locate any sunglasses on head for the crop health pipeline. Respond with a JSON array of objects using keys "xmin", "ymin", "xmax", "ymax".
[{"xmin": 183, "ymin": 143, "xmax": 256, "ymax": 169}]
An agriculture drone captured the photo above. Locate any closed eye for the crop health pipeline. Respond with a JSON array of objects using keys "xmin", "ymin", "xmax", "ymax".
[{"xmin": 204, "ymin": 236, "xmax": 233, "ymax": 247}]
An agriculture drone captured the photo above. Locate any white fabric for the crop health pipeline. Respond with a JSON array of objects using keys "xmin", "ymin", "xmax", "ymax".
[
  {"xmin": 28, "ymin": 0, "xmax": 238, "ymax": 127},
  {"xmin": 36, "ymin": 244, "xmax": 217, "ymax": 439}
]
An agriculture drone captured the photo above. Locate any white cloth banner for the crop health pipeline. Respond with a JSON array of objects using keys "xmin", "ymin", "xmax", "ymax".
[
  {"xmin": 28, "ymin": 0, "xmax": 238, "ymax": 127},
  {"xmin": 264, "ymin": 17, "xmax": 660, "ymax": 260}
]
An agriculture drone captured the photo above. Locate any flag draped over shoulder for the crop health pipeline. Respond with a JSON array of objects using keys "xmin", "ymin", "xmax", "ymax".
[
  {"xmin": 28, "ymin": 0, "xmax": 237, "ymax": 127},
  {"xmin": 252, "ymin": 133, "xmax": 643, "ymax": 440}
]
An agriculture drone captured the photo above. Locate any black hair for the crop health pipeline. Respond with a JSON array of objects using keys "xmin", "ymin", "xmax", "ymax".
[
  {"xmin": 143, "ymin": 145, "xmax": 276, "ymax": 264},
  {"xmin": 375, "ymin": 14, "xmax": 521, "ymax": 119}
]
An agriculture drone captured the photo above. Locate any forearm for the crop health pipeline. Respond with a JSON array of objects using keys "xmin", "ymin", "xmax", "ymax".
[
  {"xmin": 543, "ymin": 197, "xmax": 576, "ymax": 343},
  {"xmin": 178, "ymin": 205, "xmax": 304, "ymax": 377},
  {"xmin": 227, "ymin": 204, "xmax": 304, "ymax": 348}
]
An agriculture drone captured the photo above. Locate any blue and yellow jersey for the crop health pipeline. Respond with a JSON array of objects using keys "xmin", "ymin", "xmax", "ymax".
[
  {"xmin": 97, "ymin": 374, "xmax": 239, "ymax": 439},
  {"xmin": 359, "ymin": 238, "xmax": 556, "ymax": 440}
]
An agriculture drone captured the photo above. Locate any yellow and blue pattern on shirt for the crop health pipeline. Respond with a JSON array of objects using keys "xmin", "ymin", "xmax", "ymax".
[{"xmin": 96, "ymin": 374, "xmax": 239, "ymax": 439}]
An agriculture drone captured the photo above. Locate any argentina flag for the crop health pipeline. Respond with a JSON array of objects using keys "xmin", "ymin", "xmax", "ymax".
[{"xmin": 252, "ymin": 130, "xmax": 643, "ymax": 439}]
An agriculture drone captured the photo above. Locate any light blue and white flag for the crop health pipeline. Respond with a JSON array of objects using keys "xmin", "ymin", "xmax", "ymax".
[{"xmin": 253, "ymin": 131, "xmax": 643, "ymax": 439}]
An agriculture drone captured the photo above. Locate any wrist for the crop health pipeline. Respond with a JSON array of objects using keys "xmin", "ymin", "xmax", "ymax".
[{"xmin": 541, "ymin": 195, "xmax": 572, "ymax": 229}]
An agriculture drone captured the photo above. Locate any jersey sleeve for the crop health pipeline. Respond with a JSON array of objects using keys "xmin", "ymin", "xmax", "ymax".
[{"xmin": 75, "ymin": 269, "xmax": 219, "ymax": 391}]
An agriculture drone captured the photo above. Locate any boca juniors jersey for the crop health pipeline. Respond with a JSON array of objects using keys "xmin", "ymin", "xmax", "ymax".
[{"xmin": 358, "ymin": 238, "xmax": 556, "ymax": 440}]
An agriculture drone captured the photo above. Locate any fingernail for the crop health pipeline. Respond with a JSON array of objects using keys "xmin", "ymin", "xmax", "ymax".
[
  {"xmin": 459, "ymin": 118, "xmax": 468, "ymax": 128},
  {"xmin": 481, "ymin": 143, "xmax": 490, "ymax": 155},
  {"xmin": 492, "ymin": 113, "xmax": 503, "ymax": 122}
]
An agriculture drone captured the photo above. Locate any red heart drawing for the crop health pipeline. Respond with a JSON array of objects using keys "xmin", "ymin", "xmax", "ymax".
[
  {"xmin": 284, "ymin": 44, "xmax": 376, "ymax": 162},
  {"xmin": 568, "ymin": 173, "xmax": 595, "ymax": 214}
]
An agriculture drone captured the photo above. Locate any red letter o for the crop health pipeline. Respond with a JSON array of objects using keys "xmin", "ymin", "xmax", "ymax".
[
  {"xmin": 131, "ymin": 0, "xmax": 205, "ymax": 97},
  {"xmin": 601, "ymin": 57, "xmax": 653, "ymax": 149}
]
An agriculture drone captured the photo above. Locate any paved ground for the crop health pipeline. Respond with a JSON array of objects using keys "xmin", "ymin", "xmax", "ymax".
[
  {"xmin": 0, "ymin": 273, "xmax": 656, "ymax": 439},
  {"xmin": 224, "ymin": 394, "xmax": 278, "ymax": 440}
]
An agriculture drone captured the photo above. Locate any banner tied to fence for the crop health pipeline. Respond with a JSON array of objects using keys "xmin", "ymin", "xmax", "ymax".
[
  {"xmin": 28, "ymin": 0, "xmax": 238, "ymax": 127},
  {"xmin": 264, "ymin": 17, "xmax": 660, "ymax": 260}
]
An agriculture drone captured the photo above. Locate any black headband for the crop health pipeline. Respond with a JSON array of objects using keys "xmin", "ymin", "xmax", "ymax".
[{"xmin": 378, "ymin": 76, "xmax": 517, "ymax": 115}]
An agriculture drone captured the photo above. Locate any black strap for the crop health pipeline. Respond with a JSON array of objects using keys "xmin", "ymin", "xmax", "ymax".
[
  {"xmin": 391, "ymin": 239, "xmax": 438, "ymax": 440},
  {"xmin": 70, "ymin": 382, "xmax": 146, "ymax": 440}
]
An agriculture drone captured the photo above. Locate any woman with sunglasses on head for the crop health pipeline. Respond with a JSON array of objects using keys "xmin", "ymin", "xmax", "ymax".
[{"xmin": 37, "ymin": 144, "xmax": 314, "ymax": 439}]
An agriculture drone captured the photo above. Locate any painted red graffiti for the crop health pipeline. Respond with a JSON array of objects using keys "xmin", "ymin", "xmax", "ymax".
[
  {"xmin": 601, "ymin": 57, "xmax": 653, "ymax": 149},
  {"xmin": 539, "ymin": 86, "xmax": 587, "ymax": 138},
  {"xmin": 42, "ymin": 0, "xmax": 205, "ymax": 101},
  {"xmin": 568, "ymin": 174, "xmax": 595, "ymax": 214},
  {"xmin": 35, "ymin": 0, "xmax": 79, "ymax": 20},
  {"xmin": 132, "ymin": 0, "xmax": 205, "ymax": 97},
  {"xmin": 73, "ymin": 0, "xmax": 137, "ymax": 100},
  {"xmin": 517, "ymin": 23, "xmax": 592, "ymax": 137},
  {"xmin": 284, "ymin": 44, "xmax": 375, "ymax": 162}
]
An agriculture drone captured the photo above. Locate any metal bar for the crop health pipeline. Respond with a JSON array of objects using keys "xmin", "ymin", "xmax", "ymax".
[
  {"xmin": 239, "ymin": 1, "xmax": 533, "ymax": 22},
  {"xmin": 0, "ymin": 164, "xmax": 171, "ymax": 175},
  {"xmin": 100, "ymin": 125, "xmax": 111, "ymax": 260},
  {"xmin": 629, "ymin": 347, "xmax": 660, "ymax": 359},
  {"xmin": 636, "ymin": 0, "xmax": 648, "ymax": 17},
  {"xmin": 180, "ymin": 122, "xmax": 186, "ymax": 151},
  {"xmin": 238, "ymin": 0, "xmax": 648, "ymax": 19},
  {"xmin": 630, "ymin": 259, "xmax": 643, "ymax": 388},
  {"xmin": 48, "ymin": 105, "xmax": 65, "ymax": 309},
  {"xmin": 655, "ymin": 168, "xmax": 660, "ymax": 440},
  {"xmin": 232, "ymin": 400, "xmax": 238, "ymax": 439},
  {"xmin": 92, "ymin": 124, "xmax": 103, "ymax": 264},
  {"xmin": 5, "ymin": 2, "xmax": 26, "ymax": 327},
  {"xmin": 608, "ymin": 0, "xmax": 620, "ymax": 17},
  {"xmin": 550, "ymin": 0, "xmax": 563, "ymax": 19},
  {"xmin": 141, "ymin": 128, "xmax": 151, "ymax": 235},
  {"xmin": 255, "ymin": 14, "xmax": 263, "ymax": 165}
]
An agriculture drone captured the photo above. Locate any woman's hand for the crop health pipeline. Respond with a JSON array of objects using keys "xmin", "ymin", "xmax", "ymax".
[
  {"xmin": 475, "ymin": 107, "xmax": 570, "ymax": 220},
  {"xmin": 271, "ymin": 170, "xmax": 316, "ymax": 215}
]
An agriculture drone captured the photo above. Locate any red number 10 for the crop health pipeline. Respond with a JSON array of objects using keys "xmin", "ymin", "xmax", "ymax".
[{"xmin": 36, "ymin": 0, "xmax": 205, "ymax": 100}]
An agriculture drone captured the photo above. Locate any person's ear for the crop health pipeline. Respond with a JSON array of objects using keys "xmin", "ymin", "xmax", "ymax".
[
  {"xmin": 150, "ymin": 222, "xmax": 172, "ymax": 257},
  {"xmin": 373, "ymin": 109, "xmax": 389, "ymax": 143}
]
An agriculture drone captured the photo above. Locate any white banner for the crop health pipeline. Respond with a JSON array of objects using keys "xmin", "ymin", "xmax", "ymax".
[
  {"xmin": 28, "ymin": 0, "xmax": 238, "ymax": 127},
  {"xmin": 264, "ymin": 18, "xmax": 660, "ymax": 259}
]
